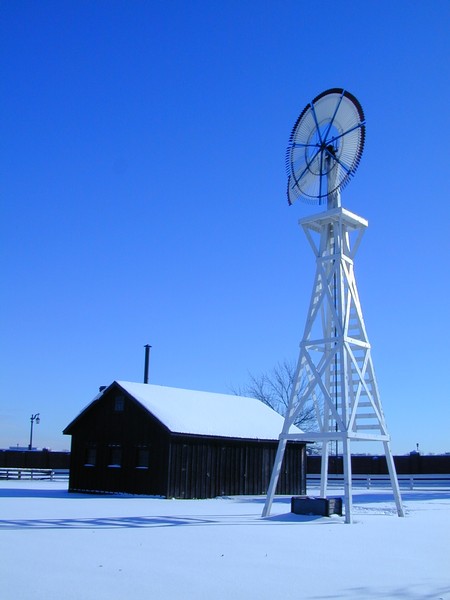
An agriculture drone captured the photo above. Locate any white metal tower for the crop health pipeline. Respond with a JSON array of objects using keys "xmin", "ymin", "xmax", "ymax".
[{"xmin": 262, "ymin": 89, "xmax": 404, "ymax": 523}]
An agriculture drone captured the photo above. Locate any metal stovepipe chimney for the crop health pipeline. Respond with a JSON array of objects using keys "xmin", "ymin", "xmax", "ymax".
[{"xmin": 143, "ymin": 344, "xmax": 151, "ymax": 384}]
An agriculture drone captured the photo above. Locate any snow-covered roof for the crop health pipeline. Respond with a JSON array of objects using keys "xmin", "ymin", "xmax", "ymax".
[{"xmin": 109, "ymin": 380, "xmax": 302, "ymax": 441}]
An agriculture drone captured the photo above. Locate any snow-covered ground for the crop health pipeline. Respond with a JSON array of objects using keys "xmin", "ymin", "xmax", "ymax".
[{"xmin": 1, "ymin": 480, "xmax": 449, "ymax": 600}]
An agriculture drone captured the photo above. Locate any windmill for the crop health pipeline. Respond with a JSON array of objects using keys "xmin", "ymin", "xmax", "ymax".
[{"xmin": 262, "ymin": 89, "xmax": 404, "ymax": 523}]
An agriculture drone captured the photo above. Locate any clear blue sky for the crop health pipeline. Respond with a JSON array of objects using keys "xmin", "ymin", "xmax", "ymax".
[{"xmin": 1, "ymin": 1, "xmax": 449, "ymax": 454}]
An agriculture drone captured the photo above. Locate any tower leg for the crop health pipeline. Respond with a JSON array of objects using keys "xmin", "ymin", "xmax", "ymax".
[
  {"xmin": 320, "ymin": 442, "xmax": 329, "ymax": 497},
  {"xmin": 383, "ymin": 440, "xmax": 405, "ymax": 517},
  {"xmin": 262, "ymin": 438, "xmax": 287, "ymax": 517},
  {"xmin": 342, "ymin": 437, "xmax": 353, "ymax": 524}
]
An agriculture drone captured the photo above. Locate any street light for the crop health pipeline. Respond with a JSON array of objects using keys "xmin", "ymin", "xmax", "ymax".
[{"xmin": 28, "ymin": 413, "xmax": 40, "ymax": 451}]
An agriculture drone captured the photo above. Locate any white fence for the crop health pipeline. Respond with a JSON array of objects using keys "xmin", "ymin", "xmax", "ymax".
[
  {"xmin": 1, "ymin": 469, "xmax": 449, "ymax": 490},
  {"xmin": 0, "ymin": 468, "xmax": 69, "ymax": 480},
  {"xmin": 307, "ymin": 473, "xmax": 450, "ymax": 490}
]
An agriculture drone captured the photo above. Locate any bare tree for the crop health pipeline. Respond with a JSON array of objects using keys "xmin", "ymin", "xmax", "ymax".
[{"xmin": 234, "ymin": 359, "xmax": 316, "ymax": 431}]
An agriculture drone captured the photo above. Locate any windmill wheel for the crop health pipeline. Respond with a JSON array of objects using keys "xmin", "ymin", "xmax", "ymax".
[{"xmin": 286, "ymin": 88, "xmax": 365, "ymax": 205}]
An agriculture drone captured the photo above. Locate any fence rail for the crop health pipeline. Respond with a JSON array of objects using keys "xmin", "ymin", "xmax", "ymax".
[
  {"xmin": 0, "ymin": 468, "xmax": 69, "ymax": 481},
  {"xmin": 307, "ymin": 473, "xmax": 450, "ymax": 490}
]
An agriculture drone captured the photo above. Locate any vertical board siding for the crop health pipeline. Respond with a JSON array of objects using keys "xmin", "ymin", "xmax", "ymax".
[
  {"xmin": 65, "ymin": 383, "xmax": 306, "ymax": 498},
  {"xmin": 66, "ymin": 385, "xmax": 171, "ymax": 495},
  {"xmin": 167, "ymin": 437, "xmax": 305, "ymax": 498}
]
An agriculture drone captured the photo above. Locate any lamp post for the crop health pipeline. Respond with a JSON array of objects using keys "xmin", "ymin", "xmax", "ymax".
[{"xmin": 28, "ymin": 413, "xmax": 40, "ymax": 451}]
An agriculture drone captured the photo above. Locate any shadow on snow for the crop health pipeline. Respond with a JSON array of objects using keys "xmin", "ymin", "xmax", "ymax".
[{"xmin": 1, "ymin": 487, "xmax": 449, "ymax": 530}]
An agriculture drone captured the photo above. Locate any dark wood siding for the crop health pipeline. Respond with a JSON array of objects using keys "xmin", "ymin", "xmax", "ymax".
[
  {"xmin": 64, "ymin": 382, "xmax": 307, "ymax": 498},
  {"xmin": 166, "ymin": 435, "xmax": 306, "ymax": 498},
  {"xmin": 66, "ymin": 385, "xmax": 171, "ymax": 495}
]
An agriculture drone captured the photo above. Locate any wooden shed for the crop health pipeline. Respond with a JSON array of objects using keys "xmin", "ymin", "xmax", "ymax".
[{"xmin": 63, "ymin": 380, "xmax": 306, "ymax": 498}]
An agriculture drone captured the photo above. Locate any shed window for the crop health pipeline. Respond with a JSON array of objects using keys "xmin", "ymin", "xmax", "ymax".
[
  {"xmin": 84, "ymin": 444, "xmax": 97, "ymax": 467},
  {"xmin": 114, "ymin": 395, "xmax": 125, "ymax": 412},
  {"xmin": 135, "ymin": 446, "xmax": 150, "ymax": 469},
  {"xmin": 108, "ymin": 445, "xmax": 122, "ymax": 467}
]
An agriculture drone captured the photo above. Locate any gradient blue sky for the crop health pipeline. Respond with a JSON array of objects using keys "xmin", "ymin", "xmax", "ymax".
[{"xmin": 1, "ymin": 1, "xmax": 449, "ymax": 454}]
